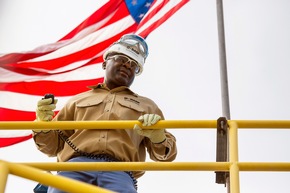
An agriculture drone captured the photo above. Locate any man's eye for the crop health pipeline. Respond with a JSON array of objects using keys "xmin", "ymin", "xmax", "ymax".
[
  {"xmin": 114, "ymin": 58, "xmax": 120, "ymax": 62},
  {"xmin": 116, "ymin": 58, "xmax": 125, "ymax": 63}
]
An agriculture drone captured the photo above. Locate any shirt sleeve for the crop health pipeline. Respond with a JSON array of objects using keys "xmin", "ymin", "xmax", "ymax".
[
  {"xmin": 145, "ymin": 130, "xmax": 177, "ymax": 161},
  {"xmin": 32, "ymin": 98, "xmax": 75, "ymax": 157},
  {"xmin": 33, "ymin": 130, "xmax": 64, "ymax": 157}
]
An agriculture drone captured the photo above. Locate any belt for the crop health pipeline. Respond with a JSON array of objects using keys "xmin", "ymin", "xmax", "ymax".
[{"xmin": 83, "ymin": 154, "xmax": 138, "ymax": 190}]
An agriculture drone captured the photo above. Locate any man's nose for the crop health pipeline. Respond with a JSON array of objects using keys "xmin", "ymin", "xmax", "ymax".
[{"xmin": 122, "ymin": 61, "xmax": 131, "ymax": 68}]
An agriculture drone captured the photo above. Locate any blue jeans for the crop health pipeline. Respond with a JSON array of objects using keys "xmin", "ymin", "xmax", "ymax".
[{"xmin": 48, "ymin": 156, "xmax": 137, "ymax": 193}]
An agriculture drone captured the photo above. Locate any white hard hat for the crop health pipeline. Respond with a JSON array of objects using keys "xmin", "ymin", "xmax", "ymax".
[{"xmin": 103, "ymin": 34, "xmax": 149, "ymax": 75}]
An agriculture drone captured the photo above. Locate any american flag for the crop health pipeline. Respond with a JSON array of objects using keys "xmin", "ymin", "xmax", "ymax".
[{"xmin": 0, "ymin": 0, "xmax": 189, "ymax": 147}]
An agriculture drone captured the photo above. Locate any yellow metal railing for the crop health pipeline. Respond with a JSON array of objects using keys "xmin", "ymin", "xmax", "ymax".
[{"xmin": 1, "ymin": 120, "xmax": 290, "ymax": 193}]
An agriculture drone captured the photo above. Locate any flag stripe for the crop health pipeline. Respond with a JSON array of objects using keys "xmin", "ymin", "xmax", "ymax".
[
  {"xmin": 1, "ymin": 56, "xmax": 104, "ymax": 76},
  {"xmin": 0, "ymin": 108, "xmax": 35, "ymax": 121},
  {"xmin": 0, "ymin": 107, "xmax": 60, "ymax": 121},
  {"xmin": 0, "ymin": 135, "xmax": 32, "ymax": 148},
  {"xmin": 0, "ymin": 52, "xmax": 52, "ymax": 66},
  {"xmin": 0, "ymin": 64, "xmax": 104, "ymax": 83},
  {"xmin": 0, "ymin": 91, "xmax": 71, "ymax": 111},
  {"xmin": 0, "ymin": 130, "xmax": 32, "ymax": 137},
  {"xmin": 0, "ymin": 78, "xmax": 104, "ymax": 96}
]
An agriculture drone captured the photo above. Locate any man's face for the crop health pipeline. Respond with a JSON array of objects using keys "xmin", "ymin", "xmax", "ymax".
[{"xmin": 103, "ymin": 54, "xmax": 138, "ymax": 89}]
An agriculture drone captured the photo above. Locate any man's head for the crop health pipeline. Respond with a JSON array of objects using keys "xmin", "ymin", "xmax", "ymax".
[{"xmin": 102, "ymin": 34, "xmax": 149, "ymax": 89}]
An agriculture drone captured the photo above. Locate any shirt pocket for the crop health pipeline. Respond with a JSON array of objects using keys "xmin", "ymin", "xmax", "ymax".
[
  {"xmin": 75, "ymin": 99, "xmax": 104, "ymax": 120},
  {"xmin": 76, "ymin": 98, "xmax": 103, "ymax": 108},
  {"xmin": 117, "ymin": 99, "xmax": 145, "ymax": 119}
]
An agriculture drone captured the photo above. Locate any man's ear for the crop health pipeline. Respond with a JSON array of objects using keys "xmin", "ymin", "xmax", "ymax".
[{"xmin": 102, "ymin": 61, "xmax": 106, "ymax": 70}]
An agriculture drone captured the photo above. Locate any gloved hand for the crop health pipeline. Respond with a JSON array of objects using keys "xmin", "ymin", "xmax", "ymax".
[
  {"xmin": 34, "ymin": 98, "xmax": 58, "ymax": 134},
  {"xmin": 36, "ymin": 97, "xmax": 58, "ymax": 121},
  {"xmin": 134, "ymin": 114, "xmax": 166, "ymax": 143}
]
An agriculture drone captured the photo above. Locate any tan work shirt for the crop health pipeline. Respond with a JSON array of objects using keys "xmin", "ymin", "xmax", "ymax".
[{"xmin": 33, "ymin": 84, "xmax": 177, "ymax": 178}]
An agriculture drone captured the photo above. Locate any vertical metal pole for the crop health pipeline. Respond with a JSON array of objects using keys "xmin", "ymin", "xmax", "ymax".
[
  {"xmin": 216, "ymin": 0, "xmax": 231, "ymax": 192},
  {"xmin": 216, "ymin": 0, "xmax": 231, "ymax": 120}
]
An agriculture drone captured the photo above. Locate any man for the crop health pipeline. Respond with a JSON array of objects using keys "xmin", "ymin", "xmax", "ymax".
[{"xmin": 33, "ymin": 34, "xmax": 177, "ymax": 193}]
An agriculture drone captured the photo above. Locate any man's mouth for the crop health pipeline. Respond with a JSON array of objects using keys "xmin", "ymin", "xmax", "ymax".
[{"xmin": 119, "ymin": 68, "xmax": 130, "ymax": 78}]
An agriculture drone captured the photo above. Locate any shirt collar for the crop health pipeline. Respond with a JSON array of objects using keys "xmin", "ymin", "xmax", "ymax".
[{"xmin": 88, "ymin": 83, "xmax": 139, "ymax": 97}]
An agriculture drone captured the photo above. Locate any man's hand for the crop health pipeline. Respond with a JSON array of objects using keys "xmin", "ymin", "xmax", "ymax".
[
  {"xmin": 34, "ymin": 97, "xmax": 58, "ymax": 133},
  {"xmin": 36, "ymin": 98, "xmax": 57, "ymax": 121},
  {"xmin": 134, "ymin": 114, "xmax": 166, "ymax": 143}
]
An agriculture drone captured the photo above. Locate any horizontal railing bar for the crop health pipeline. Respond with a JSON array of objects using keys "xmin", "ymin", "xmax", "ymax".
[
  {"xmin": 19, "ymin": 162, "xmax": 290, "ymax": 172},
  {"xmin": 0, "ymin": 120, "xmax": 217, "ymax": 130},
  {"xmin": 1, "ymin": 120, "xmax": 290, "ymax": 130},
  {"xmin": 238, "ymin": 162, "xmax": 290, "ymax": 171},
  {"xmin": 231, "ymin": 120, "xmax": 290, "ymax": 128},
  {"xmin": 22, "ymin": 162, "xmax": 230, "ymax": 171}
]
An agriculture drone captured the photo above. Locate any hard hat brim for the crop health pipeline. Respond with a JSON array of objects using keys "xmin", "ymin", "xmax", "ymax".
[{"xmin": 103, "ymin": 44, "xmax": 144, "ymax": 75}]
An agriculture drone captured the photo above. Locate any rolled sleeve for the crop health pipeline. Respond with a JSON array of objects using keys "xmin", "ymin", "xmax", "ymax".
[{"xmin": 147, "ymin": 131, "xmax": 177, "ymax": 161}]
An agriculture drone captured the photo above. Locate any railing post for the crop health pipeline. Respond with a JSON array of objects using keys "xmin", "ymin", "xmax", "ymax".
[
  {"xmin": 0, "ymin": 161, "xmax": 9, "ymax": 193},
  {"xmin": 228, "ymin": 121, "xmax": 240, "ymax": 193},
  {"xmin": 216, "ymin": 117, "xmax": 229, "ymax": 185}
]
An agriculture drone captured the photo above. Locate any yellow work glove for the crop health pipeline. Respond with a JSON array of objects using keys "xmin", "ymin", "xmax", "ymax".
[
  {"xmin": 134, "ymin": 114, "xmax": 166, "ymax": 143},
  {"xmin": 36, "ymin": 98, "xmax": 57, "ymax": 121},
  {"xmin": 34, "ymin": 98, "xmax": 58, "ymax": 133}
]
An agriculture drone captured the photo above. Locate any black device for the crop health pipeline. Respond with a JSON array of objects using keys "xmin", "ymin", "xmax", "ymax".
[{"xmin": 43, "ymin": 93, "xmax": 55, "ymax": 104}]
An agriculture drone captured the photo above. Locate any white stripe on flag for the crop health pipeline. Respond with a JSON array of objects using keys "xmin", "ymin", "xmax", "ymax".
[
  {"xmin": 0, "ymin": 91, "xmax": 71, "ymax": 111},
  {"xmin": 0, "ymin": 64, "xmax": 104, "ymax": 82},
  {"xmin": 0, "ymin": 130, "xmax": 32, "ymax": 138}
]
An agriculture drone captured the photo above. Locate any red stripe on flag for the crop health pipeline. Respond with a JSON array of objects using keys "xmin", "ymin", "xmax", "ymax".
[
  {"xmin": 0, "ymin": 78, "xmax": 104, "ymax": 96},
  {"xmin": 0, "ymin": 52, "xmax": 52, "ymax": 66},
  {"xmin": 0, "ymin": 108, "xmax": 60, "ymax": 121},
  {"xmin": 0, "ymin": 135, "xmax": 32, "ymax": 148},
  {"xmin": 0, "ymin": 108, "xmax": 35, "ymax": 121}
]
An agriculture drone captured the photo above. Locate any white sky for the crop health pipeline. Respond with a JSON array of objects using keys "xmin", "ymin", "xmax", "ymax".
[{"xmin": 1, "ymin": 0, "xmax": 290, "ymax": 193}]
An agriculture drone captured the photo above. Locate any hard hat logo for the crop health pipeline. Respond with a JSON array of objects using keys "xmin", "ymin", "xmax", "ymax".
[
  {"xmin": 103, "ymin": 34, "xmax": 149, "ymax": 76},
  {"xmin": 126, "ymin": 45, "xmax": 140, "ymax": 55}
]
